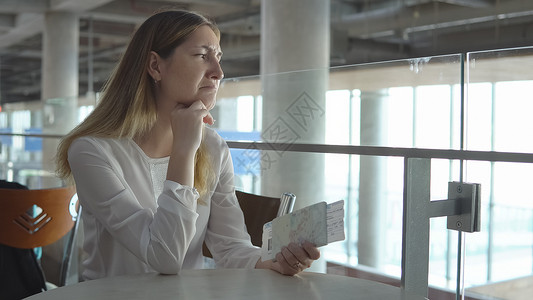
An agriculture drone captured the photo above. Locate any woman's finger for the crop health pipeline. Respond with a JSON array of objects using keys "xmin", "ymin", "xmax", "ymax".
[
  {"xmin": 281, "ymin": 247, "xmax": 299, "ymax": 269},
  {"xmin": 286, "ymin": 243, "xmax": 310, "ymax": 267},
  {"xmin": 187, "ymin": 100, "xmax": 206, "ymax": 110},
  {"xmin": 182, "ymin": 100, "xmax": 214, "ymax": 124},
  {"xmin": 274, "ymin": 252, "xmax": 299, "ymax": 276},
  {"xmin": 301, "ymin": 241, "xmax": 321, "ymax": 260},
  {"xmin": 203, "ymin": 112, "xmax": 214, "ymax": 125}
]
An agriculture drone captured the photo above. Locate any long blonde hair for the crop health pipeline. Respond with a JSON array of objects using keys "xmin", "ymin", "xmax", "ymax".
[{"xmin": 56, "ymin": 9, "xmax": 218, "ymax": 199}]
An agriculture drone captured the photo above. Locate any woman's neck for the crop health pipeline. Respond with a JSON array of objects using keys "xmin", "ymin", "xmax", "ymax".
[{"xmin": 134, "ymin": 120, "xmax": 173, "ymax": 158}]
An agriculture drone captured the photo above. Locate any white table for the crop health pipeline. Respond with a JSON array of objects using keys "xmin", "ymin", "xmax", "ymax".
[{"xmin": 26, "ymin": 269, "xmax": 427, "ymax": 300}]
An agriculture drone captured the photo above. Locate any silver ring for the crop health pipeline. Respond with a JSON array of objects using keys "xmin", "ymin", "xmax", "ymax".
[{"xmin": 293, "ymin": 262, "xmax": 302, "ymax": 270}]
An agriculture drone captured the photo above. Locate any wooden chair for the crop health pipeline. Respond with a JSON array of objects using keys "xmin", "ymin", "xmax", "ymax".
[
  {"xmin": 0, "ymin": 185, "xmax": 81, "ymax": 286},
  {"xmin": 203, "ymin": 191, "xmax": 295, "ymax": 258}
]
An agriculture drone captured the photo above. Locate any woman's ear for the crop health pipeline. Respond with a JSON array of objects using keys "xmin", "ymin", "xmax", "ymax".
[{"xmin": 147, "ymin": 51, "xmax": 162, "ymax": 82}]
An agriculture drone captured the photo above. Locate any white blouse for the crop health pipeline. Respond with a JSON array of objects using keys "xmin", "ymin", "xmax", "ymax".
[{"xmin": 67, "ymin": 128, "xmax": 261, "ymax": 280}]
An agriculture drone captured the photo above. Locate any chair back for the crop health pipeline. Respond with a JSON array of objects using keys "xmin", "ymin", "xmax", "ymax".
[
  {"xmin": 203, "ymin": 191, "xmax": 296, "ymax": 258},
  {"xmin": 236, "ymin": 191, "xmax": 295, "ymax": 247},
  {"xmin": 0, "ymin": 186, "xmax": 78, "ymax": 249}
]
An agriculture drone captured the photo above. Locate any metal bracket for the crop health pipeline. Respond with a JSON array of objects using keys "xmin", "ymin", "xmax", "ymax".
[
  {"xmin": 446, "ymin": 181, "xmax": 481, "ymax": 232},
  {"xmin": 402, "ymin": 158, "xmax": 482, "ymax": 297}
]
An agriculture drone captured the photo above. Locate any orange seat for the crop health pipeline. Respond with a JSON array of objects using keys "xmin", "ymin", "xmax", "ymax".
[
  {"xmin": 0, "ymin": 186, "xmax": 78, "ymax": 249},
  {"xmin": 0, "ymin": 185, "xmax": 81, "ymax": 286}
]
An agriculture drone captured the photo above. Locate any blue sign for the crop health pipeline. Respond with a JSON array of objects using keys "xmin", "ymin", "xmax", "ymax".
[
  {"xmin": 25, "ymin": 128, "xmax": 42, "ymax": 152},
  {"xmin": 0, "ymin": 128, "xmax": 12, "ymax": 146}
]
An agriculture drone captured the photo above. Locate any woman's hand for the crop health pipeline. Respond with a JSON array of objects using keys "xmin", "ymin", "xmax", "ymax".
[
  {"xmin": 256, "ymin": 241, "xmax": 321, "ymax": 276},
  {"xmin": 170, "ymin": 100, "xmax": 213, "ymax": 157},
  {"xmin": 166, "ymin": 100, "xmax": 213, "ymax": 186}
]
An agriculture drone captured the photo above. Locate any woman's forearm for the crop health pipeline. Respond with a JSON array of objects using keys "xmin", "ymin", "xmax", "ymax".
[{"xmin": 166, "ymin": 151, "xmax": 195, "ymax": 187}]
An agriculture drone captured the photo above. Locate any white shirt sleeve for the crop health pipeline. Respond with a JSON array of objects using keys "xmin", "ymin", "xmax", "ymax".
[
  {"xmin": 204, "ymin": 143, "xmax": 261, "ymax": 268},
  {"xmin": 68, "ymin": 137, "xmax": 198, "ymax": 275}
]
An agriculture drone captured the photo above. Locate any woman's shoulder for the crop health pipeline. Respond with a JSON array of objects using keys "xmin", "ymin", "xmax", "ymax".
[
  {"xmin": 71, "ymin": 136, "xmax": 128, "ymax": 147},
  {"xmin": 69, "ymin": 136, "xmax": 134, "ymax": 157},
  {"xmin": 204, "ymin": 127, "xmax": 228, "ymax": 150}
]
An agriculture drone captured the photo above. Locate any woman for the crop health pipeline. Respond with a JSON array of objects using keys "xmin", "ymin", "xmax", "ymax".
[{"xmin": 56, "ymin": 9, "xmax": 319, "ymax": 280}]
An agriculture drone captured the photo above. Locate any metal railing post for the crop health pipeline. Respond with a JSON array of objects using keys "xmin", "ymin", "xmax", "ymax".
[
  {"xmin": 401, "ymin": 157, "xmax": 431, "ymax": 297},
  {"xmin": 401, "ymin": 157, "xmax": 481, "ymax": 298}
]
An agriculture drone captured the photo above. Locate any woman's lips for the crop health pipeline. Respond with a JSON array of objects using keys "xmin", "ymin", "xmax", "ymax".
[{"xmin": 200, "ymin": 85, "xmax": 217, "ymax": 91}]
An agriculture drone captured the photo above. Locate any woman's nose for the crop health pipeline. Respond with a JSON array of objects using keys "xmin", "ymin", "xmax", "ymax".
[{"xmin": 210, "ymin": 60, "xmax": 224, "ymax": 80}]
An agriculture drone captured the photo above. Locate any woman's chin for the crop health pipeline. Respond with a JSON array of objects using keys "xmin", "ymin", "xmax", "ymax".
[{"xmin": 202, "ymin": 99, "xmax": 216, "ymax": 111}]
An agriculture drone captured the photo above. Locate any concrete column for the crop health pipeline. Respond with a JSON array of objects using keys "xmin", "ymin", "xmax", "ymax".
[
  {"xmin": 41, "ymin": 11, "xmax": 79, "ymax": 177},
  {"xmin": 358, "ymin": 89, "xmax": 389, "ymax": 268},
  {"xmin": 40, "ymin": 11, "xmax": 79, "ymax": 286},
  {"xmin": 260, "ymin": 0, "xmax": 329, "ymax": 272}
]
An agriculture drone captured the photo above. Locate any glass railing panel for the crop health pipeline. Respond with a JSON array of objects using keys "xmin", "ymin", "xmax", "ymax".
[
  {"xmin": 462, "ymin": 160, "xmax": 533, "ymax": 300},
  {"xmin": 0, "ymin": 96, "xmax": 96, "ymax": 136},
  {"xmin": 0, "ymin": 135, "xmax": 63, "ymax": 189},
  {"xmin": 0, "ymin": 97, "xmax": 94, "ymax": 188},
  {"xmin": 215, "ymin": 54, "xmax": 463, "ymax": 150},
  {"xmin": 330, "ymin": 55, "xmax": 463, "ymax": 150},
  {"xmin": 462, "ymin": 46, "xmax": 533, "ymax": 299},
  {"xmin": 215, "ymin": 56, "xmax": 464, "ymax": 297},
  {"xmin": 466, "ymin": 46, "xmax": 533, "ymax": 153}
]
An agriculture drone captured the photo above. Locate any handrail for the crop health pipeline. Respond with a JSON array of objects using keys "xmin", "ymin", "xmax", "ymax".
[
  {"xmin": 226, "ymin": 141, "xmax": 533, "ymax": 164},
  {"xmin": 2, "ymin": 133, "xmax": 533, "ymax": 164},
  {"xmin": 0, "ymin": 132, "xmax": 64, "ymax": 139}
]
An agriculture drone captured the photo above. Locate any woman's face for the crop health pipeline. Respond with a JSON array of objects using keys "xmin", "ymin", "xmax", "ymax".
[{"xmin": 154, "ymin": 25, "xmax": 224, "ymax": 111}]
